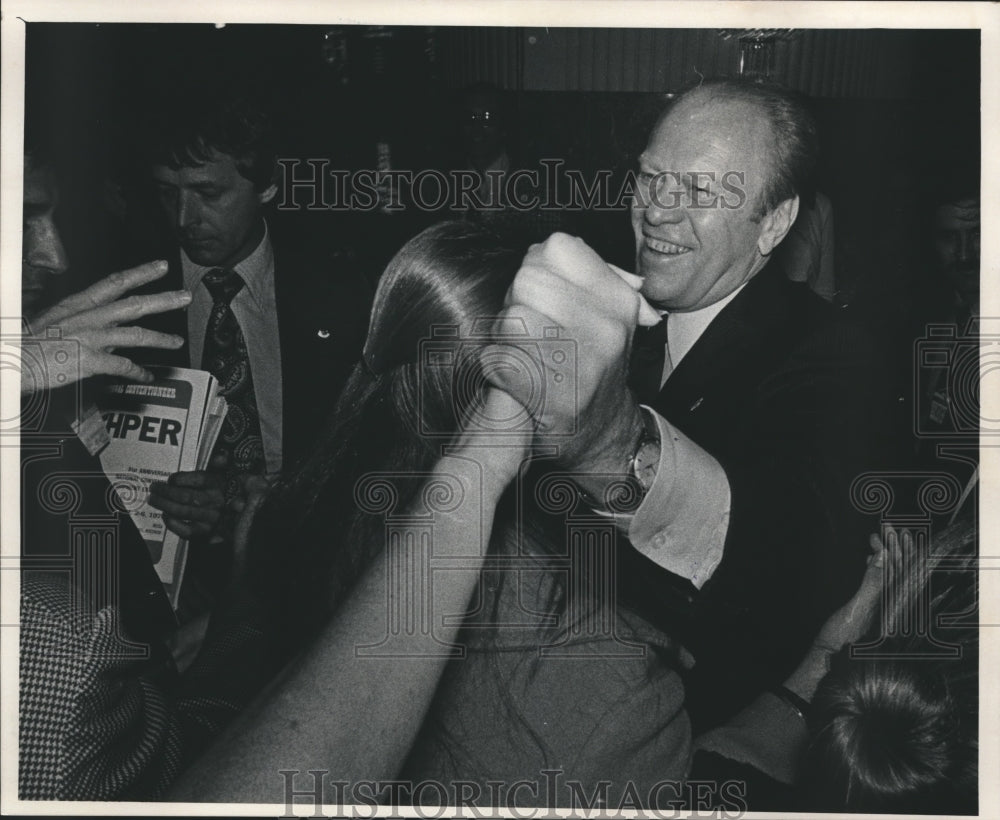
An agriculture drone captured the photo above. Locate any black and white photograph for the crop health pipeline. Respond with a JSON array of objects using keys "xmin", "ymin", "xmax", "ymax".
[{"xmin": 2, "ymin": 2, "xmax": 996, "ymax": 816}]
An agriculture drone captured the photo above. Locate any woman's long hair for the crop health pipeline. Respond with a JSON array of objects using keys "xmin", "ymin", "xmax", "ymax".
[
  {"xmin": 798, "ymin": 519, "xmax": 978, "ymax": 814},
  {"xmin": 246, "ymin": 221, "xmax": 526, "ymax": 658}
]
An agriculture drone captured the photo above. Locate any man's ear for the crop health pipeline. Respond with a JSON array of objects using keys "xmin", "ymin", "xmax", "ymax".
[
  {"xmin": 258, "ymin": 182, "xmax": 279, "ymax": 206},
  {"xmin": 757, "ymin": 195, "xmax": 799, "ymax": 256}
]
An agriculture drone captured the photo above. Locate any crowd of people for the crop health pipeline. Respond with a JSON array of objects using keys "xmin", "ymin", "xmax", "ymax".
[{"xmin": 16, "ymin": 71, "xmax": 979, "ymax": 813}]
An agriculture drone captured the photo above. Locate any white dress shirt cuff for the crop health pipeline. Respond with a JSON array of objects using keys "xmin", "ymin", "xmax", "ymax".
[{"xmin": 626, "ymin": 407, "xmax": 730, "ymax": 589}]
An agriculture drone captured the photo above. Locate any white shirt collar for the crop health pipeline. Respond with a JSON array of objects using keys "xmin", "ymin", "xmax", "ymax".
[
  {"xmin": 181, "ymin": 219, "xmax": 274, "ymax": 308},
  {"xmin": 664, "ymin": 282, "xmax": 747, "ymax": 368}
]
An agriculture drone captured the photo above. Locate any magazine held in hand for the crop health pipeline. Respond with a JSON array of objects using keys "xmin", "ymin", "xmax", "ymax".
[{"xmin": 92, "ymin": 367, "xmax": 227, "ymax": 608}]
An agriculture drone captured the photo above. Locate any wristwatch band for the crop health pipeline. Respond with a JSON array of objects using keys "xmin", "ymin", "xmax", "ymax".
[
  {"xmin": 630, "ymin": 409, "xmax": 661, "ymax": 492},
  {"xmin": 605, "ymin": 407, "xmax": 661, "ymax": 514}
]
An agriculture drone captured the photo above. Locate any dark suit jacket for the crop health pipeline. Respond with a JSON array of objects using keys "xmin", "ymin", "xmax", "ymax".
[
  {"xmin": 268, "ymin": 242, "xmax": 373, "ymax": 471},
  {"xmin": 148, "ymin": 238, "xmax": 373, "ymax": 473},
  {"xmin": 623, "ymin": 262, "xmax": 899, "ymax": 729}
]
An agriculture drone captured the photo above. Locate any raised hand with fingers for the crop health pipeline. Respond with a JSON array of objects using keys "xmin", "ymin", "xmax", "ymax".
[
  {"xmin": 21, "ymin": 260, "xmax": 190, "ymax": 393},
  {"xmin": 813, "ymin": 529, "xmax": 909, "ymax": 654},
  {"xmin": 783, "ymin": 528, "xmax": 909, "ymax": 704}
]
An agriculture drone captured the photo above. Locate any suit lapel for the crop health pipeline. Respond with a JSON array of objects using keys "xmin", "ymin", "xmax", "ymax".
[
  {"xmin": 650, "ymin": 263, "xmax": 794, "ymax": 433},
  {"xmin": 273, "ymin": 243, "xmax": 292, "ymax": 388},
  {"xmin": 271, "ymin": 243, "xmax": 337, "ymax": 469},
  {"xmin": 273, "ymin": 243, "xmax": 299, "ymax": 459},
  {"xmin": 165, "ymin": 248, "xmax": 189, "ymax": 354}
]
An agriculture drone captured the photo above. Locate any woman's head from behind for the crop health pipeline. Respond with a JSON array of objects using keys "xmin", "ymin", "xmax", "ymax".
[
  {"xmin": 249, "ymin": 221, "xmax": 526, "ymax": 649},
  {"xmin": 362, "ymin": 220, "xmax": 525, "ymax": 443}
]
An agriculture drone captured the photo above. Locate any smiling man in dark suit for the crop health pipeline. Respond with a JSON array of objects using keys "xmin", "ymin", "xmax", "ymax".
[
  {"xmin": 490, "ymin": 79, "xmax": 897, "ymax": 729},
  {"xmin": 142, "ymin": 89, "xmax": 371, "ymax": 602}
]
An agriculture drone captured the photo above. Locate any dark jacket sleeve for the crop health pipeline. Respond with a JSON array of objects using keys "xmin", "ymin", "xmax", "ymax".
[
  {"xmin": 621, "ymin": 294, "xmax": 903, "ymax": 730},
  {"xmin": 684, "ymin": 320, "xmax": 898, "ymax": 726}
]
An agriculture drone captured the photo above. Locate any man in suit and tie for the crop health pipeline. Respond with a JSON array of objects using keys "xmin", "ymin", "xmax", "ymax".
[
  {"xmin": 491, "ymin": 79, "xmax": 897, "ymax": 728},
  {"xmin": 143, "ymin": 89, "xmax": 371, "ymax": 549},
  {"xmin": 139, "ymin": 89, "xmax": 371, "ymax": 627}
]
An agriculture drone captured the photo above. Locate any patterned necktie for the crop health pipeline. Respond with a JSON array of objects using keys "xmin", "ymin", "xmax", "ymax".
[
  {"xmin": 629, "ymin": 316, "xmax": 670, "ymax": 405},
  {"xmin": 201, "ymin": 268, "xmax": 265, "ymax": 499}
]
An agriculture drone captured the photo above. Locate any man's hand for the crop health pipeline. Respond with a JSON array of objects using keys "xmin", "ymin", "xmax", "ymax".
[
  {"xmin": 21, "ymin": 260, "xmax": 190, "ymax": 394},
  {"xmin": 484, "ymin": 233, "xmax": 658, "ymax": 475},
  {"xmin": 149, "ymin": 453, "xmax": 228, "ymax": 540}
]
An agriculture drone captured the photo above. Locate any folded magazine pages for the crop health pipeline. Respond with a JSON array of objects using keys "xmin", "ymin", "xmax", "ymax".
[{"xmin": 94, "ymin": 367, "xmax": 226, "ymax": 609}]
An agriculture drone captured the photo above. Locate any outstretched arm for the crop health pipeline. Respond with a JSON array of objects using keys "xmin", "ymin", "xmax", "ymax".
[{"xmin": 166, "ymin": 389, "xmax": 529, "ymax": 804}]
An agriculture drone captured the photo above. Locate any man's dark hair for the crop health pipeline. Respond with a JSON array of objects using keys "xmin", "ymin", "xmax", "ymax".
[
  {"xmin": 668, "ymin": 78, "xmax": 819, "ymax": 219},
  {"xmin": 144, "ymin": 87, "xmax": 277, "ymax": 192}
]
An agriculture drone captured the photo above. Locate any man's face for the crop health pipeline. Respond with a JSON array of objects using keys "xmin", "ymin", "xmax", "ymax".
[
  {"xmin": 631, "ymin": 94, "xmax": 774, "ymax": 312},
  {"xmin": 152, "ymin": 151, "xmax": 274, "ymax": 269},
  {"xmin": 22, "ymin": 157, "xmax": 69, "ymax": 314},
  {"xmin": 932, "ymin": 197, "xmax": 980, "ymax": 307}
]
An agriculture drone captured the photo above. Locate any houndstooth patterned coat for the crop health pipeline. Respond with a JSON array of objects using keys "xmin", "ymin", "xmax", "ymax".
[{"xmin": 19, "ymin": 571, "xmax": 269, "ymax": 800}]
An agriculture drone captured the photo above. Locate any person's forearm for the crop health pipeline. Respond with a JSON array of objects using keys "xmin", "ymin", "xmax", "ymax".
[
  {"xmin": 166, "ymin": 445, "xmax": 521, "ymax": 804},
  {"xmin": 783, "ymin": 645, "xmax": 834, "ymax": 704}
]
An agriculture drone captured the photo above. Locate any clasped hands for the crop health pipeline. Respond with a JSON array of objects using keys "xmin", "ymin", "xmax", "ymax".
[{"xmin": 481, "ymin": 233, "xmax": 660, "ymax": 480}]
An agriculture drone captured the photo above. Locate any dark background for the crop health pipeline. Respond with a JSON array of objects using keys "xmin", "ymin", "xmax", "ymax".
[{"xmin": 24, "ymin": 24, "xmax": 980, "ymax": 333}]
